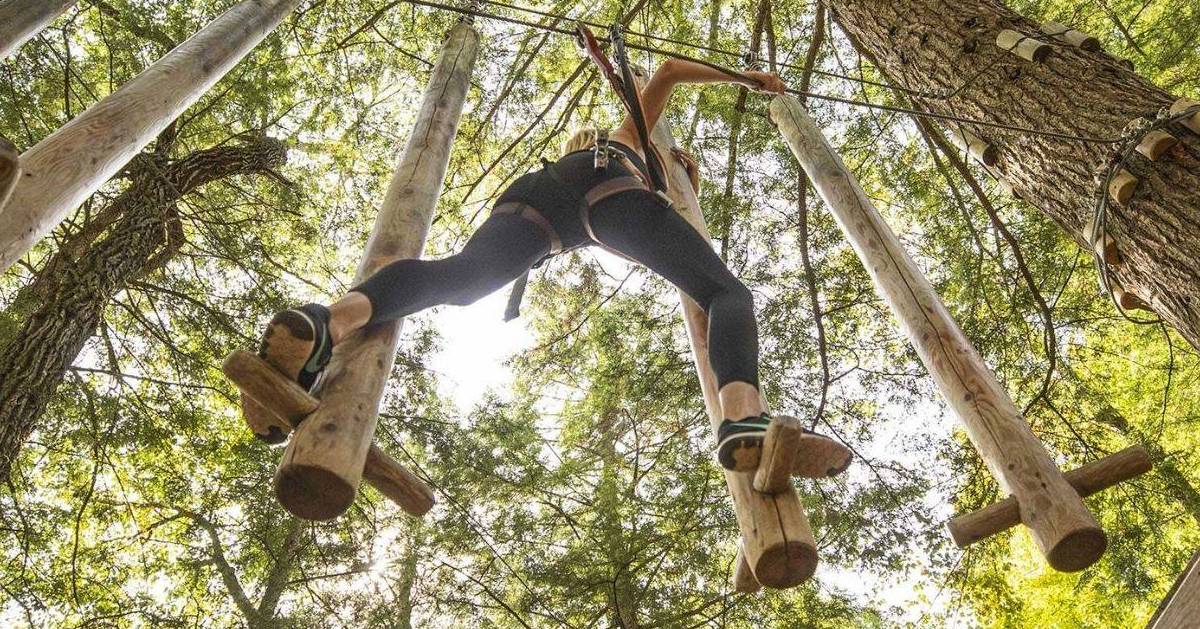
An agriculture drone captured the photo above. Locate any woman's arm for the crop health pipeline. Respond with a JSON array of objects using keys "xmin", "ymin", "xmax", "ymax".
[{"xmin": 615, "ymin": 58, "xmax": 784, "ymax": 145}]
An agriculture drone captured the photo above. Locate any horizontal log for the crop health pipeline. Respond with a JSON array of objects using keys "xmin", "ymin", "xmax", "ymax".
[
  {"xmin": 1136, "ymin": 130, "xmax": 1178, "ymax": 161},
  {"xmin": 733, "ymin": 545, "xmax": 763, "ymax": 594},
  {"xmin": 0, "ymin": 137, "xmax": 17, "ymax": 211},
  {"xmin": 948, "ymin": 445, "xmax": 1151, "ymax": 550},
  {"xmin": 222, "ymin": 350, "xmax": 434, "ymax": 516},
  {"xmin": 754, "ymin": 415, "xmax": 804, "ymax": 494},
  {"xmin": 1170, "ymin": 98, "xmax": 1200, "ymax": 135},
  {"xmin": 996, "ymin": 29, "xmax": 1051, "ymax": 63},
  {"xmin": 1039, "ymin": 21, "xmax": 1100, "ymax": 51},
  {"xmin": 1108, "ymin": 169, "xmax": 1138, "ymax": 205}
]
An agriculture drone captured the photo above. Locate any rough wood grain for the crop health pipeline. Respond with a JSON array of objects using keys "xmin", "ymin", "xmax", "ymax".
[
  {"xmin": 0, "ymin": 137, "xmax": 17, "ymax": 213},
  {"xmin": 222, "ymin": 350, "xmax": 434, "ymax": 516},
  {"xmin": 753, "ymin": 415, "xmax": 804, "ymax": 494},
  {"xmin": 771, "ymin": 95, "xmax": 1105, "ymax": 572},
  {"xmin": 948, "ymin": 446, "xmax": 1151, "ymax": 546},
  {"xmin": 275, "ymin": 21, "xmax": 478, "ymax": 521},
  {"xmin": 1147, "ymin": 549, "xmax": 1200, "ymax": 629},
  {"xmin": 648, "ymin": 82, "xmax": 817, "ymax": 590},
  {"xmin": 0, "ymin": 0, "xmax": 76, "ymax": 59},
  {"xmin": 0, "ymin": 0, "xmax": 304, "ymax": 272}
]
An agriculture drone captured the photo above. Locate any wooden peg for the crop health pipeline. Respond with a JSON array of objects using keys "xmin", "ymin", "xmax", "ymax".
[
  {"xmin": 1082, "ymin": 224, "xmax": 1120, "ymax": 265},
  {"xmin": 1169, "ymin": 98, "xmax": 1200, "ymax": 135},
  {"xmin": 996, "ymin": 29, "xmax": 1051, "ymax": 63},
  {"xmin": 733, "ymin": 545, "xmax": 763, "ymax": 593},
  {"xmin": 1108, "ymin": 169, "xmax": 1138, "ymax": 205},
  {"xmin": 1114, "ymin": 288, "xmax": 1153, "ymax": 312},
  {"xmin": 949, "ymin": 126, "xmax": 999, "ymax": 166},
  {"xmin": 754, "ymin": 416, "xmax": 805, "ymax": 494},
  {"xmin": 1136, "ymin": 130, "xmax": 1178, "ymax": 161},
  {"xmin": 1039, "ymin": 21, "xmax": 1100, "ymax": 51},
  {"xmin": 948, "ymin": 446, "xmax": 1150, "ymax": 570},
  {"xmin": 222, "ymin": 350, "xmax": 435, "ymax": 516}
]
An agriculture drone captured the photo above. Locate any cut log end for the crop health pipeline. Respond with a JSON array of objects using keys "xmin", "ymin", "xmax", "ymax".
[
  {"xmin": 1047, "ymin": 527, "xmax": 1108, "ymax": 572},
  {"xmin": 1108, "ymin": 170, "xmax": 1138, "ymax": 205},
  {"xmin": 1116, "ymin": 288, "xmax": 1153, "ymax": 312},
  {"xmin": 996, "ymin": 29, "xmax": 1051, "ymax": 63},
  {"xmin": 1136, "ymin": 130, "xmax": 1178, "ymax": 161},
  {"xmin": 1170, "ymin": 98, "xmax": 1200, "ymax": 135},
  {"xmin": 752, "ymin": 539, "xmax": 818, "ymax": 589},
  {"xmin": 275, "ymin": 463, "xmax": 357, "ymax": 521},
  {"xmin": 222, "ymin": 349, "xmax": 317, "ymax": 425}
]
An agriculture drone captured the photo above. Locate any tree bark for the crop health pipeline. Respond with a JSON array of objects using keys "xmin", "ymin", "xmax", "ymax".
[
  {"xmin": 0, "ymin": 0, "xmax": 303, "ymax": 273},
  {"xmin": 0, "ymin": 0, "xmax": 77, "ymax": 59},
  {"xmin": 0, "ymin": 136, "xmax": 287, "ymax": 482},
  {"xmin": 825, "ymin": 0, "xmax": 1200, "ymax": 350}
]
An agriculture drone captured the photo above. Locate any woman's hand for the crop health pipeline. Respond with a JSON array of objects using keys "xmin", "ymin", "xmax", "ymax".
[{"xmin": 741, "ymin": 70, "xmax": 786, "ymax": 94}]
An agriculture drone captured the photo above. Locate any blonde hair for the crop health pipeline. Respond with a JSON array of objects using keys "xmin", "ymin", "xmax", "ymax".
[
  {"xmin": 560, "ymin": 127, "xmax": 702, "ymax": 194},
  {"xmin": 562, "ymin": 127, "xmax": 599, "ymax": 155}
]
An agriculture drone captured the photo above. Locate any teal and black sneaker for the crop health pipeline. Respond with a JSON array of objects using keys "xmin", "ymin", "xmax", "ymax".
[
  {"xmin": 243, "ymin": 304, "xmax": 334, "ymax": 444},
  {"xmin": 258, "ymin": 303, "xmax": 333, "ymax": 392},
  {"xmin": 715, "ymin": 413, "xmax": 854, "ymax": 477}
]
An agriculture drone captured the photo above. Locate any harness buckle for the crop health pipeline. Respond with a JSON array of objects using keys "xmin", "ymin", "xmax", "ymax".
[{"xmin": 594, "ymin": 128, "xmax": 610, "ymax": 172}]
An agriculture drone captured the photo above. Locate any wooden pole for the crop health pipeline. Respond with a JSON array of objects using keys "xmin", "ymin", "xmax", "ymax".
[
  {"xmin": 648, "ymin": 82, "xmax": 817, "ymax": 589},
  {"xmin": 1147, "ymin": 549, "xmax": 1200, "ymax": 629},
  {"xmin": 770, "ymin": 95, "xmax": 1106, "ymax": 572},
  {"xmin": 222, "ymin": 350, "xmax": 435, "ymax": 516},
  {"xmin": 0, "ymin": 137, "xmax": 17, "ymax": 212},
  {"xmin": 0, "ymin": 0, "xmax": 77, "ymax": 60},
  {"xmin": 274, "ymin": 21, "xmax": 479, "ymax": 521},
  {"xmin": 0, "ymin": 0, "xmax": 304, "ymax": 273}
]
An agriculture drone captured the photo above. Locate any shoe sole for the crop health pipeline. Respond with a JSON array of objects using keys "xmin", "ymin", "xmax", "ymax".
[
  {"xmin": 716, "ymin": 430, "xmax": 855, "ymax": 478},
  {"xmin": 259, "ymin": 310, "xmax": 317, "ymax": 383}
]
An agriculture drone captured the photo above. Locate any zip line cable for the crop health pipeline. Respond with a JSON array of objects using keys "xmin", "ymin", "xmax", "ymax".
[{"xmin": 398, "ymin": 0, "xmax": 1122, "ymax": 144}]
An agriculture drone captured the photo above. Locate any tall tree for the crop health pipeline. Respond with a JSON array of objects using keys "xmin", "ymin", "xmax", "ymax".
[
  {"xmin": 0, "ymin": 133, "xmax": 287, "ymax": 481},
  {"xmin": 825, "ymin": 0, "xmax": 1200, "ymax": 349}
]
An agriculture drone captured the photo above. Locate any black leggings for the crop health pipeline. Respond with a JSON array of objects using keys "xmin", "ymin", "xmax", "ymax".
[{"xmin": 352, "ymin": 188, "xmax": 758, "ymax": 389}]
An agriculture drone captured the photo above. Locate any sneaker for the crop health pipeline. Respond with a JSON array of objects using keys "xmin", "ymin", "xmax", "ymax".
[
  {"xmin": 715, "ymin": 414, "xmax": 854, "ymax": 478},
  {"xmin": 258, "ymin": 303, "xmax": 333, "ymax": 391}
]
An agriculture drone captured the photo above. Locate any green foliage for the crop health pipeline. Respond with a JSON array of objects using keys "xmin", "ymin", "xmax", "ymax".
[{"xmin": 2, "ymin": 0, "xmax": 1198, "ymax": 627}]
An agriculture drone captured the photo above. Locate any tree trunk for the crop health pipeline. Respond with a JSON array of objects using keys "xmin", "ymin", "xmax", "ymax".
[
  {"xmin": 0, "ymin": 136, "xmax": 286, "ymax": 482},
  {"xmin": 0, "ymin": 0, "xmax": 77, "ymax": 59},
  {"xmin": 0, "ymin": 0, "xmax": 303, "ymax": 273},
  {"xmin": 826, "ymin": 0, "xmax": 1200, "ymax": 350}
]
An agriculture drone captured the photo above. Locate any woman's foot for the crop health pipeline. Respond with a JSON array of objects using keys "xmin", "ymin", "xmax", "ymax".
[
  {"xmin": 242, "ymin": 304, "xmax": 333, "ymax": 443},
  {"xmin": 715, "ymin": 414, "xmax": 853, "ymax": 478}
]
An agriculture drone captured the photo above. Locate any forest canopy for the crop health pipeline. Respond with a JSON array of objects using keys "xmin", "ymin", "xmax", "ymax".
[{"xmin": 1, "ymin": 0, "xmax": 1198, "ymax": 627}]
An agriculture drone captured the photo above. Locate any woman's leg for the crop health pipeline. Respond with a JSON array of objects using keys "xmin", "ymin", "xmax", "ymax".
[{"xmin": 587, "ymin": 191, "xmax": 851, "ymax": 476}]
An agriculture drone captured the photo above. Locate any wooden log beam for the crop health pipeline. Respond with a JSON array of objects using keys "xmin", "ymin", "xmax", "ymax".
[
  {"xmin": 770, "ymin": 95, "xmax": 1106, "ymax": 572},
  {"xmin": 996, "ymin": 29, "xmax": 1051, "ymax": 63},
  {"xmin": 753, "ymin": 415, "xmax": 804, "ymax": 494},
  {"xmin": 948, "ymin": 445, "xmax": 1151, "ymax": 547},
  {"xmin": 647, "ymin": 78, "xmax": 817, "ymax": 589},
  {"xmin": 274, "ymin": 21, "xmax": 478, "ymax": 521},
  {"xmin": 0, "ymin": 137, "xmax": 17, "ymax": 212},
  {"xmin": 1039, "ymin": 21, "xmax": 1100, "ymax": 51},
  {"xmin": 1147, "ymin": 549, "xmax": 1200, "ymax": 629},
  {"xmin": 0, "ymin": 0, "xmax": 77, "ymax": 60},
  {"xmin": 733, "ymin": 546, "xmax": 763, "ymax": 594},
  {"xmin": 222, "ymin": 350, "xmax": 434, "ymax": 516},
  {"xmin": 0, "ymin": 0, "xmax": 304, "ymax": 273},
  {"xmin": 1170, "ymin": 98, "xmax": 1200, "ymax": 135}
]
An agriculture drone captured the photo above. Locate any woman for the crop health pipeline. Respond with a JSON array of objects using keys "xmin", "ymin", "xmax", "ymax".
[{"xmin": 250, "ymin": 58, "xmax": 851, "ymax": 478}]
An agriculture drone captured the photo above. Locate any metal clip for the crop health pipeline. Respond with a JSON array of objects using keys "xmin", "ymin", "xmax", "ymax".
[{"xmin": 594, "ymin": 128, "xmax": 610, "ymax": 172}]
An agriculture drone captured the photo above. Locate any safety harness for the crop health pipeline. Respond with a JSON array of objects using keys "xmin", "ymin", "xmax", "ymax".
[{"xmin": 500, "ymin": 23, "xmax": 676, "ymax": 321}]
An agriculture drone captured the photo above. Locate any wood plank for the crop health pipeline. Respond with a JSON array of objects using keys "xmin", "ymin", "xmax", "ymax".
[{"xmin": 0, "ymin": 0, "xmax": 77, "ymax": 60}]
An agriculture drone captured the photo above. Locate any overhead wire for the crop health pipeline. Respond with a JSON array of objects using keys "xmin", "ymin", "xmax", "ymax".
[{"xmin": 399, "ymin": 0, "xmax": 1123, "ymax": 144}]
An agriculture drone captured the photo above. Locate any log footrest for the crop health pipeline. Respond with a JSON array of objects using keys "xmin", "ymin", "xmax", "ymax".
[
  {"xmin": 222, "ymin": 350, "xmax": 434, "ymax": 517},
  {"xmin": 947, "ymin": 446, "xmax": 1151, "ymax": 570}
]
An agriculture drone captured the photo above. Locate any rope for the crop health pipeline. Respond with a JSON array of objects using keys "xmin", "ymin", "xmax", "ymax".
[{"xmin": 396, "ymin": 0, "xmax": 1123, "ymax": 144}]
